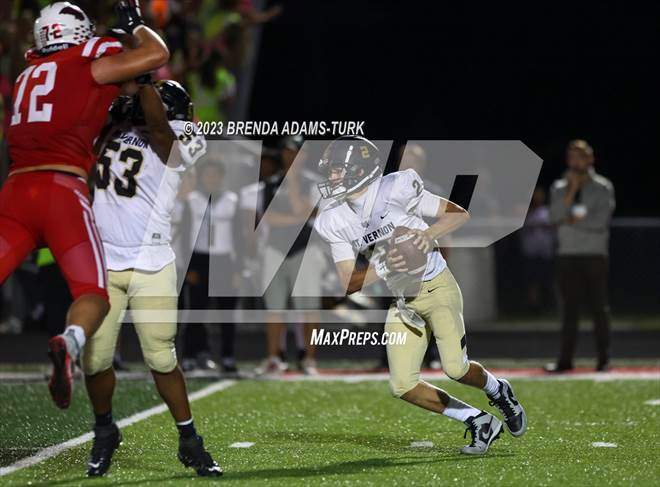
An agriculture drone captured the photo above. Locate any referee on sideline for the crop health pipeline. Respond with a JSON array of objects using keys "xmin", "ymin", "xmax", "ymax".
[{"xmin": 546, "ymin": 140, "xmax": 616, "ymax": 373}]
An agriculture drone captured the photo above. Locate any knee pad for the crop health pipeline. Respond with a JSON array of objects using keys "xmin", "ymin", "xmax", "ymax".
[
  {"xmin": 82, "ymin": 350, "xmax": 114, "ymax": 376},
  {"xmin": 389, "ymin": 378, "xmax": 419, "ymax": 398},
  {"xmin": 143, "ymin": 344, "xmax": 177, "ymax": 374},
  {"xmin": 443, "ymin": 360, "xmax": 470, "ymax": 381}
]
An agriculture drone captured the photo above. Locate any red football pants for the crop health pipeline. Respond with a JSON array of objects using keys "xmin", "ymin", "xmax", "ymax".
[{"xmin": 0, "ymin": 171, "xmax": 108, "ymax": 301}]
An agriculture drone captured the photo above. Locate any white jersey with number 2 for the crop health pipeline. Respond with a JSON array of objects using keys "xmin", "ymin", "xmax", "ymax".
[{"xmin": 314, "ymin": 168, "xmax": 446, "ymax": 281}]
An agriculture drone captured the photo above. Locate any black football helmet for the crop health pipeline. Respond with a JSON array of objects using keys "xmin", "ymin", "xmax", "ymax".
[
  {"xmin": 131, "ymin": 79, "xmax": 193, "ymax": 125},
  {"xmin": 317, "ymin": 136, "xmax": 382, "ymax": 200}
]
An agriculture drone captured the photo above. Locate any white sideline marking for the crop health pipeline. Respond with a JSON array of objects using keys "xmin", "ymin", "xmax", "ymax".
[
  {"xmin": 0, "ymin": 380, "xmax": 236, "ymax": 478},
  {"xmin": 591, "ymin": 442, "xmax": 618, "ymax": 448},
  {"xmin": 409, "ymin": 441, "xmax": 434, "ymax": 448},
  {"xmin": 644, "ymin": 399, "xmax": 660, "ymax": 406},
  {"xmin": 276, "ymin": 371, "xmax": 660, "ymax": 383},
  {"xmin": 229, "ymin": 442, "xmax": 254, "ymax": 448}
]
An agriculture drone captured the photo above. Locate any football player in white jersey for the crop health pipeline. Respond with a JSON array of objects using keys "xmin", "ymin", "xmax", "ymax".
[
  {"xmin": 84, "ymin": 78, "xmax": 221, "ymax": 477},
  {"xmin": 314, "ymin": 136, "xmax": 527, "ymax": 455}
]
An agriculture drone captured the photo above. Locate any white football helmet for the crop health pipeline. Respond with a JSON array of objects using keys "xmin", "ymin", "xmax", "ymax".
[{"xmin": 33, "ymin": 2, "xmax": 95, "ymax": 53}]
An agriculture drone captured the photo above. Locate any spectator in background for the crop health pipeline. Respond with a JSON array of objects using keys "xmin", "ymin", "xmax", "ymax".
[
  {"xmin": 256, "ymin": 136, "xmax": 323, "ymax": 376},
  {"xmin": 180, "ymin": 161, "xmax": 240, "ymax": 373},
  {"xmin": 546, "ymin": 140, "xmax": 615, "ymax": 373},
  {"xmin": 520, "ymin": 186, "xmax": 555, "ymax": 312}
]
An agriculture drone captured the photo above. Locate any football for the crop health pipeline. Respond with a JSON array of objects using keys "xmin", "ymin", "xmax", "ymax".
[{"xmin": 389, "ymin": 226, "xmax": 428, "ymax": 275}]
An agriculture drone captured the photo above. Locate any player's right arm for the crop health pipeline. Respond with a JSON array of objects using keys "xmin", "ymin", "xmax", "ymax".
[
  {"xmin": 136, "ymin": 80, "xmax": 176, "ymax": 163},
  {"xmin": 335, "ymin": 259, "xmax": 380, "ymax": 295},
  {"xmin": 91, "ymin": 2, "xmax": 169, "ymax": 85}
]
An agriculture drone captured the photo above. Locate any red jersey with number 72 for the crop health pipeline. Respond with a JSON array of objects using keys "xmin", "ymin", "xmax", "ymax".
[{"xmin": 7, "ymin": 37, "xmax": 123, "ymax": 175}]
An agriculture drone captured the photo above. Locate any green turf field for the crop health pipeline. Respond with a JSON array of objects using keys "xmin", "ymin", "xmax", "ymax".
[{"xmin": 1, "ymin": 378, "xmax": 659, "ymax": 486}]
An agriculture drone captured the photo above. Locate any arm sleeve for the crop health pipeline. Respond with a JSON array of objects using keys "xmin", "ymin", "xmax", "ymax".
[
  {"xmin": 82, "ymin": 36, "xmax": 123, "ymax": 59},
  {"xmin": 417, "ymin": 190, "xmax": 442, "ymax": 217},
  {"xmin": 389, "ymin": 168, "xmax": 428, "ymax": 215},
  {"xmin": 170, "ymin": 120, "xmax": 207, "ymax": 170}
]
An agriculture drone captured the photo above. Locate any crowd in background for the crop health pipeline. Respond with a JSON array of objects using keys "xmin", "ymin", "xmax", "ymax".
[
  {"xmin": 0, "ymin": 0, "xmax": 282, "ymax": 176},
  {"xmin": 0, "ymin": 1, "xmax": 618, "ymax": 374}
]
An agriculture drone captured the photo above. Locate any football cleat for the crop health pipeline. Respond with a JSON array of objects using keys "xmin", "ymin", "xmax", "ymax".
[
  {"xmin": 178, "ymin": 434, "xmax": 223, "ymax": 477},
  {"xmin": 47, "ymin": 335, "xmax": 73, "ymax": 409},
  {"xmin": 488, "ymin": 379, "xmax": 528, "ymax": 437},
  {"xmin": 461, "ymin": 411, "xmax": 503, "ymax": 455},
  {"xmin": 87, "ymin": 423, "xmax": 122, "ymax": 477}
]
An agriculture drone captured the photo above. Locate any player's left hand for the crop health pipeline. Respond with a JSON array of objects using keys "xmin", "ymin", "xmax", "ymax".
[
  {"xmin": 114, "ymin": 0, "xmax": 145, "ymax": 35},
  {"xmin": 410, "ymin": 229, "xmax": 433, "ymax": 253},
  {"xmin": 387, "ymin": 248, "xmax": 409, "ymax": 273}
]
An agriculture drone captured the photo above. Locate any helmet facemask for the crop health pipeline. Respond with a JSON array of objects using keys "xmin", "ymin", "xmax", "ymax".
[
  {"xmin": 317, "ymin": 159, "xmax": 382, "ymax": 201},
  {"xmin": 317, "ymin": 137, "xmax": 383, "ymax": 201}
]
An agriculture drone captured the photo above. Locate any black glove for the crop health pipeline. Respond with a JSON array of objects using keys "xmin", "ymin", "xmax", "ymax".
[
  {"xmin": 114, "ymin": 0, "xmax": 145, "ymax": 35},
  {"xmin": 135, "ymin": 73, "xmax": 152, "ymax": 86},
  {"xmin": 108, "ymin": 96, "xmax": 134, "ymax": 127}
]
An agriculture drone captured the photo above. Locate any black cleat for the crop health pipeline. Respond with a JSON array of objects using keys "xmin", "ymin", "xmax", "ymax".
[
  {"xmin": 488, "ymin": 379, "xmax": 528, "ymax": 437},
  {"xmin": 461, "ymin": 411, "xmax": 503, "ymax": 455},
  {"xmin": 87, "ymin": 423, "xmax": 122, "ymax": 477},
  {"xmin": 178, "ymin": 434, "xmax": 223, "ymax": 477}
]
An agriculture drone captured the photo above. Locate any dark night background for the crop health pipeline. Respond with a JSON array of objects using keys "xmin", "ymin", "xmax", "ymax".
[{"xmin": 250, "ymin": 1, "xmax": 660, "ymax": 217}]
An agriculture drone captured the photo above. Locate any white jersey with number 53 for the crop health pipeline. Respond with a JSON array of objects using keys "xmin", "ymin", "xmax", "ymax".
[{"xmin": 93, "ymin": 120, "xmax": 206, "ymax": 271}]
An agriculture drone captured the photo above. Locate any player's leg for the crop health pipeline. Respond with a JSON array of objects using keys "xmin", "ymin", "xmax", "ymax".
[
  {"xmin": 81, "ymin": 270, "xmax": 128, "ymax": 477},
  {"xmin": 0, "ymin": 175, "xmax": 40, "ymax": 284},
  {"xmin": 0, "ymin": 216, "xmax": 38, "ymax": 284},
  {"xmin": 421, "ymin": 269, "xmax": 527, "ymax": 438},
  {"xmin": 130, "ymin": 263, "xmax": 221, "ymax": 477},
  {"xmin": 385, "ymin": 305, "xmax": 500, "ymax": 454},
  {"xmin": 44, "ymin": 176, "xmax": 110, "ymax": 407}
]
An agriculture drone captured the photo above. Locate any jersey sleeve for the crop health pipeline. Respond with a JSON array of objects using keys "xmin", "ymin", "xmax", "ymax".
[
  {"xmin": 314, "ymin": 212, "xmax": 356, "ymax": 263},
  {"xmin": 170, "ymin": 120, "xmax": 207, "ymax": 170},
  {"xmin": 81, "ymin": 36, "xmax": 123, "ymax": 59},
  {"xmin": 389, "ymin": 168, "xmax": 430, "ymax": 216}
]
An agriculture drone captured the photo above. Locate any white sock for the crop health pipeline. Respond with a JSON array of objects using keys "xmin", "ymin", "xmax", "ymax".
[
  {"xmin": 63, "ymin": 325, "xmax": 86, "ymax": 358},
  {"xmin": 483, "ymin": 370, "xmax": 501, "ymax": 398},
  {"xmin": 442, "ymin": 396, "xmax": 481, "ymax": 423}
]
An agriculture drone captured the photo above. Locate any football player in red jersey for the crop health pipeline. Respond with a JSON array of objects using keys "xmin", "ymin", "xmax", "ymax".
[{"xmin": 1, "ymin": 1, "xmax": 169, "ymax": 409}]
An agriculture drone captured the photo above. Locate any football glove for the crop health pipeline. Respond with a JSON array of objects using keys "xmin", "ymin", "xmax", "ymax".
[
  {"xmin": 135, "ymin": 73, "xmax": 152, "ymax": 86},
  {"xmin": 114, "ymin": 0, "xmax": 145, "ymax": 35}
]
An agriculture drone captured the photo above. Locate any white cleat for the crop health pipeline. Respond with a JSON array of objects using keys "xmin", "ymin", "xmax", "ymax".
[{"xmin": 461, "ymin": 411, "xmax": 503, "ymax": 455}]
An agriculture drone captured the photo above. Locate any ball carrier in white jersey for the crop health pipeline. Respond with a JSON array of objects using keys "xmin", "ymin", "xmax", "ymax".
[
  {"xmin": 86, "ymin": 78, "xmax": 221, "ymax": 477},
  {"xmin": 315, "ymin": 136, "xmax": 528, "ymax": 455}
]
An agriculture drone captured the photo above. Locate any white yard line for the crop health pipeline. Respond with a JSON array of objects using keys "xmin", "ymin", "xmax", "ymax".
[{"xmin": 0, "ymin": 380, "xmax": 236, "ymax": 478}]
